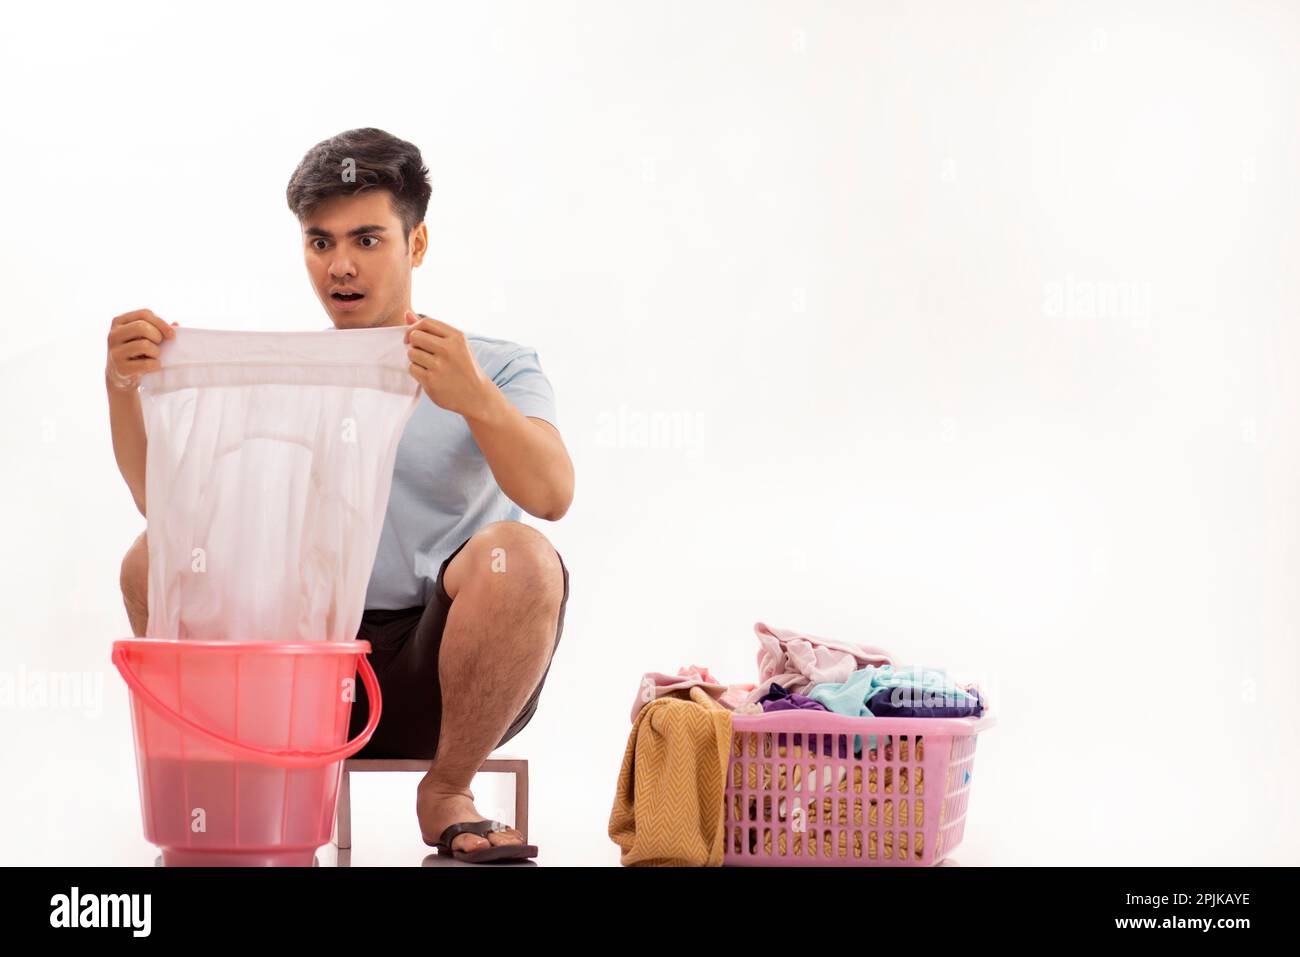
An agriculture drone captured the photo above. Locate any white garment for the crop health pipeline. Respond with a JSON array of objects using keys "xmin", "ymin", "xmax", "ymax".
[{"xmin": 141, "ymin": 326, "xmax": 420, "ymax": 642}]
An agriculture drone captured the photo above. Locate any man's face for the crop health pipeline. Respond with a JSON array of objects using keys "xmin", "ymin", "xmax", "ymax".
[{"xmin": 301, "ymin": 190, "xmax": 427, "ymax": 329}]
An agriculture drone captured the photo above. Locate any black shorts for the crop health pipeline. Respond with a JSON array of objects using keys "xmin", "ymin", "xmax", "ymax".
[{"xmin": 346, "ymin": 535, "xmax": 569, "ymax": 760}]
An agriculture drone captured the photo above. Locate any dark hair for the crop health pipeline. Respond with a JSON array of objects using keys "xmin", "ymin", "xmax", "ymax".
[{"xmin": 285, "ymin": 127, "xmax": 432, "ymax": 241}]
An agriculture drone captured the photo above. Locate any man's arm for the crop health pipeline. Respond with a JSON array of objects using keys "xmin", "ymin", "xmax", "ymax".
[
  {"xmin": 107, "ymin": 374, "xmax": 148, "ymax": 516},
  {"xmin": 105, "ymin": 309, "xmax": 175, "ymax": 517},
  {"xmin": 464, "ymin": 392, "xmax": 575, "ymax": 521},
  {"xmin": 403, "ymin": 312, "xmax": 574, "ymax": 521}
]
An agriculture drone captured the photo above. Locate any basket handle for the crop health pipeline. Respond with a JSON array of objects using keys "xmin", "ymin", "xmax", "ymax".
[{"xmin": 111, "ymin": 645, "xmax": 383, "ymax": 769}]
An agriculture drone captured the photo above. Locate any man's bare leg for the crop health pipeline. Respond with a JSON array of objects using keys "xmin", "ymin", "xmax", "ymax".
[
  {"xmin": 415, "ymin": 521, "xmax": 565, "ymax": 854},
  {"xmin": 120, "ymin": 530, "xmax": 149, "ymax": 637}
]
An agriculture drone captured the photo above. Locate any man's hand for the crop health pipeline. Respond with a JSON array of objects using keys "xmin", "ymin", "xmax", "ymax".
[
  {"xmin": 404, "ymin": 310, "xmax": 573, "ymax": 520},
  {"xmin": 404, "ymin": 311, "xmax": 494, "ymax": 418},
  {"xmin": 107, "ymin": 309, "xmax": 176, "ymax": 390}
]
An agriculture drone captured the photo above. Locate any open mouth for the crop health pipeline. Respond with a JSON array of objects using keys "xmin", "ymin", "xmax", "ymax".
[{"xmin": 331, "ymin": 292, "xmax": 365, "ymax": 302}]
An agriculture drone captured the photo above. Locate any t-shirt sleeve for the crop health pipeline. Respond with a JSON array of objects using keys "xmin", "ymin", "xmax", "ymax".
[{"xmin": 494, "ymin": 346, "xmax": 559, "ymax": 428}]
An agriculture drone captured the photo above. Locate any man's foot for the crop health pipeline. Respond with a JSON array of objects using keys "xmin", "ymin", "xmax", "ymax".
[{"xmin": 415, "ymin": 778, "xmax": 527, "ymax": 855}]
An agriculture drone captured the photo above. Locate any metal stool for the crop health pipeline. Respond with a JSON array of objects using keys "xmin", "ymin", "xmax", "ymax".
[{"xmin": 332, "ymin": 755, "xmax": 529, "ymax": 849}]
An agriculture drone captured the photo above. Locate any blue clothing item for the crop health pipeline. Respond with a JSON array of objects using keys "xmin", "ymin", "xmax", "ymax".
[
  {"xmin": 808, "ymin": 665, "xmax": 982, "ymax": 754},
  {"xmin": 364, "ymin": 332, "xmax": 559, "ymax": 610},
  {"xmin": 808, "ymin": 665, "xmax": 979, "ymax": 717}
]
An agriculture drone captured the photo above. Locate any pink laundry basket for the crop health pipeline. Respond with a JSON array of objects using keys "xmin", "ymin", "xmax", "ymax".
[
  {"xmin": 723, "ymin": 708, "xmax": 995, "ymax": 866},
  {"xmin": 112, "ymin": 639, "xmax": 381, "ymax": 867}
]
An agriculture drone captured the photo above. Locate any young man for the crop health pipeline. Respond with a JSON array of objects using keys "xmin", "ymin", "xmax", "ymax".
[{"xmin": 106, "ymin": 128, "xmax": 574, "ymax": 863}]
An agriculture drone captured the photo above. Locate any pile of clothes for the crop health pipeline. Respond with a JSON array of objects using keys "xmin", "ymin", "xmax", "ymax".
[{"xmin": 608, "ymin": 622, "xmax": 985, "ymax": 866}]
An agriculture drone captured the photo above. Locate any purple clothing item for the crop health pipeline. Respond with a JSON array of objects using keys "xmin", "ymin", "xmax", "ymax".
[
  {"xmin": 759, "ymin": 683, "xmax": 845, "ymax": 756},
  {"xmin": 864, "ymin": 685, "xmax": 985, "ymax": 719},
  {"xmin": 759, "ymin": 696, "xmax": 826, "ymax": 712},
  {"xmin": 759, "ymin": 682, "xmax": 829, "ymax": 713},
  {"xmin": 762, "ymin": 697, "xmax": 826, "ymax": 714}
]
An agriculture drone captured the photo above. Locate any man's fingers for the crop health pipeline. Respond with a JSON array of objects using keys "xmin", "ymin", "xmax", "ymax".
[
  {"xmin": 111, "ymin": 308, "xmax": 160, "ymax": 326},
  {"xmin": 115, "ymin": 339, "xmax": 161, "ymax": 362},
  {"xmin": 110, "ymin": 309, "xmax": 175, "ymax": 341},
  {"xmin": 418, "ymin": 315, "xmax": 460, "ymax": 337},
  {"xmin": 111, "ymin": 319, "xmax": 165, "ymax": 347},
  {"xmin": 408, "ymin": 329, "xmax": 446, "ymax": 355},
  {"xmin": 108, "ymin": 319, "xmax": 168, "ymax": 349},
  {"xmin": 407, "ymin": 347, "xmax": 436, "ymax": 372},
  {"xmin": 108, "ymin": 354, "xmax": 162, "ymax": 384},
  {"xmin": 127, "ymin": 340, "xmax": 160, "ymax": 360},
  {"xmin": 407, "ymin": 313, "xmax": 456, "ymax": 340}
]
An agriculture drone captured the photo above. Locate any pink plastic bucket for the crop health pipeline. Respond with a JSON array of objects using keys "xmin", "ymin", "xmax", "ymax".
[
  {"xmin": 723, "ymin": 709, "xmax": 995, "ymax": 866},
  {"xmin": 112, "ymin": 639, "xmax": 381, "ymax": 866}
]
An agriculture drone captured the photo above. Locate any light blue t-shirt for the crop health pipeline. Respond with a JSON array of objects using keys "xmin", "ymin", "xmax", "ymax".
[{"xmin": 364, "ymin": 332, "xmax": 559, "ymax": 610}]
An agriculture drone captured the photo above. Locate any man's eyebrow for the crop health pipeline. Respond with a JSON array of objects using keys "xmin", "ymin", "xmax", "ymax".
[{"xmin": 304, "ymin": 224, "xmax": 390, "ymax": 238}]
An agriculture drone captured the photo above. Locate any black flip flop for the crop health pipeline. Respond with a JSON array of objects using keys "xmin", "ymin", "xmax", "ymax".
[{"xmin": 435, "ymin": 820, "xmax": 538, "ymax": 863}]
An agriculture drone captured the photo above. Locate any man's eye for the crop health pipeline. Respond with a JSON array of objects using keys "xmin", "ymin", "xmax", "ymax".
[
  {"xmin": 359, "ymin": 236, "xmax": 379, "ymax": 248},
  {"xmin": 311, "ymin": 239, "xmax": 328, "ymax": 250}
]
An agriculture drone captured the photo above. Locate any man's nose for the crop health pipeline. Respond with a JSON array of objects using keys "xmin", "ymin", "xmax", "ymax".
[{"xmin": 328, "ymin": 256, "xmax": 357, "ymax": 281}]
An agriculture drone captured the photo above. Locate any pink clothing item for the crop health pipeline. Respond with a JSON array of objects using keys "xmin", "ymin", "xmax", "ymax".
[
  {"xmin": 719, "ymin": 683, "xmax": 757, "ymax": 710},
  {"xmin": 631, "ymin": 671, "xmax": 729, "ymax": 723},
  {"xmin": 745, "ymin": 621, "xmax": 895, "ymax": 704},
  {"xmin": 679, "ymin": 666, "xmax": 755, "ymax": 711},
  {"xmin": 677, "ymin": 664, "xmax": 720, "ymax": 684},
  {"xmin": 631, "ymin": 668, "xmax": 756, "ymax": 722}
]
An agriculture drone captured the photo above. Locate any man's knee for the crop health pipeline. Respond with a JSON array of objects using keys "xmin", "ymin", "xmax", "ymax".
[{"xmin": 454, "ymin": 521, "xmax": 564, "ymax": 605}]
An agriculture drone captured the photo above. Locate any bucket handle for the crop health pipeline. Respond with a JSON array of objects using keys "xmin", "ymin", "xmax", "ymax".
[{"xmin": 112, "ymin": 645, "xmax": 383, "ymax": 769}]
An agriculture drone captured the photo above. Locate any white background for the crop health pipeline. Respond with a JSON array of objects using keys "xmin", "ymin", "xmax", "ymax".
[{"xmin": 1, "ymin": 0, "xmax": 1297, "ymax": 866}]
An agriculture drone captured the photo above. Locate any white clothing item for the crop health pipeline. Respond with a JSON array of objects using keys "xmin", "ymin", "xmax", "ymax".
[{"xmin": 140, "ymin": 326, "xmax": 420, "ymax": 642}]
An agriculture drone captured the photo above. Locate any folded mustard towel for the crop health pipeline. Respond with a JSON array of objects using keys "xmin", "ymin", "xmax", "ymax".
[{"xmin": 608, "ymin": 685, "xmax": 733, "ymax": 866}]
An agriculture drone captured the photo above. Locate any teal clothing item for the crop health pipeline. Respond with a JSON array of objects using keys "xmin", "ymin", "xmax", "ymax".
[
  {"xmin": 364, "ymin": 332, "xmax": 559, "ymax": 610},
  {"xmin": 808, "ymin": 665, "xmax": 980, "ymax": 753}
]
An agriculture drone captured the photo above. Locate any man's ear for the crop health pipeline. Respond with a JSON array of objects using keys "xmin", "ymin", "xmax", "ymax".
[{"xmin": 409, "ymin": 222, "xmax": 428, "ymax": 266}]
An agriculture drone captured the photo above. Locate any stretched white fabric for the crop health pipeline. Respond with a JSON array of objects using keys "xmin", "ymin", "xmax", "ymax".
[{"xmin": 141, "ymin": 327, "xmax": 420, "ymax": 642}]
